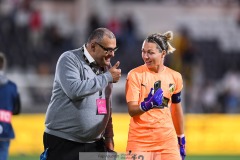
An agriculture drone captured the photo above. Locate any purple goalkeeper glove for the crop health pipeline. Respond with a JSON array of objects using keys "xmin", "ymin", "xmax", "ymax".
[
  {"xmin": 178, "ymin": 136, "xmax": 186, "ymax": 160},
  {"xmin": 140, "ymin": 88, "xmax": 163, "ymax": 112},
  {"xmin": 143, "ymin": 88, "xmax": 154, "ymax": 101}
]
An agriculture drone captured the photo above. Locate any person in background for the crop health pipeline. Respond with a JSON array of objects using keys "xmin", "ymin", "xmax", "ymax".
[
  {"xmin": 125, "ymin": 31, "xmax": 186, "ymax": 160},
  {"xmin": 41, "ymin": 28, "xmax": 121, "ymax": 160},
  {"xmin": 0, "ymin": 52, "xmax": 21, "ymax": 160}
]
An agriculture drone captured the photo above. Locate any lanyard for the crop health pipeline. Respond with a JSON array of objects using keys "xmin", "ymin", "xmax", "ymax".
[{"xmin": 99, "ymin": 90, "xmax": 102, "ymax": 99}]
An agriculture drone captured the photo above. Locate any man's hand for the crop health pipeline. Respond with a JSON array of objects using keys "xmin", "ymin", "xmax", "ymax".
[
  {"xmin": 104, "ymin": 137, "xmax": 114, "ymax": 151},
  {"xmin": 140, "ymin": 88, "xmax": 163, "ymax": 112},
  {"xmin": 109, "ymin": 61, "xmax": 121, "ymax": 83},
  {"xmin": 178, "ymin": 136, "xmax": 186, "ymax": 160}
]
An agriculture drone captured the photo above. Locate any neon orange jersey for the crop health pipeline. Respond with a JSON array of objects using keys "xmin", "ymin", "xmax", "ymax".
[{"xmin": 125, "ymin": 64, "xmax": 183, "ymax": 153}]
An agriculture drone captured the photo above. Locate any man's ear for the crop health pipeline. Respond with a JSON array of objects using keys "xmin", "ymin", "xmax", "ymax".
[{"xmin": 91, "ymin": 43, "xmax": 96, "ymax": 52}]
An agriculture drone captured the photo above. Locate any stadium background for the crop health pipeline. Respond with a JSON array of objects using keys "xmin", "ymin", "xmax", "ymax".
[{"xmin": 1, "ymin": 0, "xmax": 240, "ymax": 159}]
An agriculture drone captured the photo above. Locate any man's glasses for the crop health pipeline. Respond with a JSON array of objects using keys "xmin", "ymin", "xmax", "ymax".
[{"xmin": 95, "ymin": 42, "xmax": 118, "ymax": 54}]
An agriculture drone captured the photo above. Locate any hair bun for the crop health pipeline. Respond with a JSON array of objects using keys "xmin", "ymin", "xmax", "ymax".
[{"xmin": 163, "ymin": 31, "xmax": 173, "ymax": 41}]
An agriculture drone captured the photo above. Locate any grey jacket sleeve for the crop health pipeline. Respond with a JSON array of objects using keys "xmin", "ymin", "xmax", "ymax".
[{"xmin": 56, "ymin": 52, "xmax": 113, "ymax": 101}]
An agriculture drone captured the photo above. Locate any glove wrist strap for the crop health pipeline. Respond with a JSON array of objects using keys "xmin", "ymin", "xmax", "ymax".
[
  {"xmin": 177, "ymin": 134, "xmax": 185, "ymax": 138},
  {"xmin": 140, "ymin": 102, "xmax": 147, "ymax": 112}
]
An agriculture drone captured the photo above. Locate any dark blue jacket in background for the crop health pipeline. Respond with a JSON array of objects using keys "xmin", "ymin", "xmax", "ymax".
[{"xmin": 0, "ymin": 75, "xmax": 21, "ymax": 139}]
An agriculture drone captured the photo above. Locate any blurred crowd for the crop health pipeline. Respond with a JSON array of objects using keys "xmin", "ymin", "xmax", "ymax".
[
  {"xmin": 0, "ymin": 0, "xmax": 74, "ymax": 74},
  {"xmin": 167, "ymin": 27, "xmax": 240, "ymax": 114},
  {"xmin": 1, "ymin": 0, "xmax": 240, "ymax": 114}
]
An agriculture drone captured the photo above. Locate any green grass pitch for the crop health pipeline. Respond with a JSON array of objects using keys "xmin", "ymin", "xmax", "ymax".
[{"xmin": 9, "ymin": 155, "xmax": 240, "ymax": 160}]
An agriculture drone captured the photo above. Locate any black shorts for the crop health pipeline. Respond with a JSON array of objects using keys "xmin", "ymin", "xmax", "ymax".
[{"xmin": 43, "ymin": 132, "xmax": 106, "ymax": 160}]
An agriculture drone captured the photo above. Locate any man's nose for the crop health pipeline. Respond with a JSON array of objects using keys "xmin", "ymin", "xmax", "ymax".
[{"xmin": 108, "ymin": 51, "xmax": 115, "ymax": 56}]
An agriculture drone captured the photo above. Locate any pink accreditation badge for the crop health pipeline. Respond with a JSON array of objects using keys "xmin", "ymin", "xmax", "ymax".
[{"xmin": 96, "ymin": 98, "xmax": 107, "ymax": 115}]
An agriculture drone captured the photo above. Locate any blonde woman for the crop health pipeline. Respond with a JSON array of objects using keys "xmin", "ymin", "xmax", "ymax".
[{"xmin": 125, "ymin": 31, "xmax": 186, "ymax": 160}]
